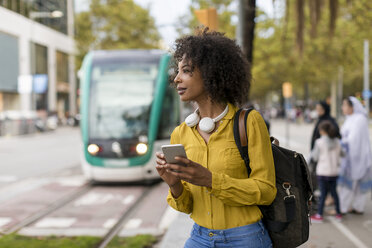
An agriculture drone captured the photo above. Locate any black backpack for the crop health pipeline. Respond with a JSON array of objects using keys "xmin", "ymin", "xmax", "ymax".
[{"xmin": 233, "ymin": 108, "xmax": 313, "ymax": 248}]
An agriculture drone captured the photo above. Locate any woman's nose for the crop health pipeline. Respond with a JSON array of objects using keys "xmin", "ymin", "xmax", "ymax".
[{"xmin": 174, "ymin": 73, "xmax": 181, "ymax": 84}]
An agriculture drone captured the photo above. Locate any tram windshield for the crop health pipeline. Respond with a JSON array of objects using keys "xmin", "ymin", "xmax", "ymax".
[{"xmin": 89, "ymin": 61, "xmax": 159, "ymax": 139}]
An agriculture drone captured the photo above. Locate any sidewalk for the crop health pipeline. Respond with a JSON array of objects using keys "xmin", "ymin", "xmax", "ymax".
[{"xmin": 159, "ymin": 212, "xmax": 193, "ymax": 248}]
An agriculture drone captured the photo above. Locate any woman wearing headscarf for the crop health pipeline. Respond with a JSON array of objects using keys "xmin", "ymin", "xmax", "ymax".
[
  {"xmin": 310, "ymin": 101, "xmax": 341, "ymax": 150},
  {"xmin": 338, "ymin": 96, "xmax": 372, "ymax": 214}
]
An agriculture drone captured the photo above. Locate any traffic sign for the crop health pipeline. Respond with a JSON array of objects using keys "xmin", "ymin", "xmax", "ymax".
[
  {"xmin": 282, "ymin": 82, "xmax": 293, "ymax": 98},
  {"xmin": 362, "ymin": 90, "xmax": 372, "ymax": 99}
]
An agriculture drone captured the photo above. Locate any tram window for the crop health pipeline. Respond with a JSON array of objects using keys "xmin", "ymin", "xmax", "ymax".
[{"xmin": 157, "ymin": 86, "xmax": 179, "ymax": 139}]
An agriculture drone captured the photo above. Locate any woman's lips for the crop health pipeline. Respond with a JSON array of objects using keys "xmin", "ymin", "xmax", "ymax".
[{"xmin": 177, "ymin": 87, "xmax": 186, "ymax": 95}]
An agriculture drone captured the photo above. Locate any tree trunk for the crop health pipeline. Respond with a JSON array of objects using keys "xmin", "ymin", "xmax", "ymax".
[
  {"xmin": 329, "ymin": 0, "xmax": 338, "ymax": 37},
  {"xmin": 241, "ymin": 0, "xmax": 256, "ymax": 66},
  {"xmin": 296, "ymin": 0, "xmax": 304, "ymax": 56}
]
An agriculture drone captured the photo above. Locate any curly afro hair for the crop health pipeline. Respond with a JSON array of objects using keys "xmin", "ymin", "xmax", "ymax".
[{"xmin": 170, "ymin": 28, "xmax": 251, "ymax": 107}]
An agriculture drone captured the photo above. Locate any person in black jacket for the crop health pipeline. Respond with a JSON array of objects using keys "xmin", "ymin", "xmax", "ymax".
[{"xmin": 311, "ymin": 101, "xmax": 341, "ymax": 150}]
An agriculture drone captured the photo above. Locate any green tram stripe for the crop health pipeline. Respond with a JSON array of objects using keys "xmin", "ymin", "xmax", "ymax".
[{"xmin": 80, "ymin": 52, "xmax": 92, "ymax": 148}]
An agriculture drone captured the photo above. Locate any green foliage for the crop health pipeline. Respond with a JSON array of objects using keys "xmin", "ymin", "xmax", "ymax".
[
  {"xmin": 251, "ymin": 0, "xmax": 372, "ymax": 103},
  {"xmin": 0, "ymin": 234, "xmax": 100, "ymax": 248},
  {"xmin": 0, "ymin": 234, "xmax": 157, "ymax": 248},
  {"xmin": 177, "ymin": 0, "xmax": 236, "ymax": 39},
  {"xmin": 75, "ymin": 0, "xmax": 161, "ymax": 70},
  {"xmin": 106, "ymin": 234, "xmax": 157, "ymax": 248}
]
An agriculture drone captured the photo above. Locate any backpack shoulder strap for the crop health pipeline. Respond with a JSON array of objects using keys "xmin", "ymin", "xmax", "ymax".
[{"xmin": 233, "ymin": 108, "xmax": 254, "ymax": 176}]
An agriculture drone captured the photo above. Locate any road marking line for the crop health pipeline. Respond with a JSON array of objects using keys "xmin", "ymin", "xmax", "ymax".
[
  {"xmin": 0, "ymin": 217, "xmax": 12, "ymax": 227},
  {"xmin": 122, "ymin": 195, "xmax": 135, "ymax": 205},
  {"xmin": 74, "ymin": 192, "xmax": 101, "ymax": 206},
  {"xmin": 35, "ymin": 217, "xmax": 76, "ymax": 228},
  {"xmin": 103, "ymin": 218, "xmax": 117, "ymax": 229},
  {"xmin": 57, "ymin": 177, "xmax": 86, "ymax": 187},
  {"xmin": 158, "ymin": 206, "xmax": 179, "ymax": 231},
  {"xmin": 124, "ymin": 218, "xmax": 142, "ymax": 229},
  {"xmin": 0, "ymin": 175, "xmax": 18, "ymax": 183},
  {"xmin": 327, "ymin": 216, "xmax": 369, "ymax": 248},
  {"xmin": 74, "ymin": 192, "xmax": 114, "ymax": 206}
]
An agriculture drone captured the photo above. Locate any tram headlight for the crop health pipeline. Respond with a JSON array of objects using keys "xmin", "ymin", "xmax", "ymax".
[
  {"xmin": 87, "ymin": 144, "xmax": 101, "ymax": 156},
  {"xmin": 136, "ymin": 143, "xmax": 148, "ymax": 155}
]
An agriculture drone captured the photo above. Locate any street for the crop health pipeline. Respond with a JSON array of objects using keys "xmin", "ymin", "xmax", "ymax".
[
  {"xmin": 0, "ymin": 122, "xmax": 371, "ymax": 247},
  {"xmin": 0, "ymin": 127, "xmax": 172, "ymax": 247},
  {"xmin": 0, "ymin": 127, "xmax": 81, "ymax": 182}
]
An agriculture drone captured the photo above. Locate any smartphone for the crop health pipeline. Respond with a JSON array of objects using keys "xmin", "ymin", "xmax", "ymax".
[{"xmin": 161, "ymin": 144, "xmax": 188, "ymax": 166}]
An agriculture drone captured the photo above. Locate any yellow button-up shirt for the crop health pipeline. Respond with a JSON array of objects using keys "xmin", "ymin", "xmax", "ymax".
[{"xmin": 166, "ymin": 103, "xmax": 276, "ymax": 229}]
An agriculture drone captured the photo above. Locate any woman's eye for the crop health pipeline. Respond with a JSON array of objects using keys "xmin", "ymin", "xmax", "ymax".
[{"xmin": 183, "ymin": 69, "xmax": 190, "ymax": 73}]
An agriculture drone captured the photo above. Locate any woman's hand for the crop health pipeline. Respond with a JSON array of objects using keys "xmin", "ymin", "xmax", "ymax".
[
  {"xmin": 155, "ymin": 152, "xmax": 181, "ymax": 187},
  {"xmin": 164, "ymin": 157, "xmax": 212, "ymax": 188}
]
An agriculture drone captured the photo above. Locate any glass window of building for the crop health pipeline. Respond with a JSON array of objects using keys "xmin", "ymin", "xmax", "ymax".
[
  {"xmin": 56, "ymin": 50, "xmax": 69, "ymax": 119},
  {"xmin": 0, "ymin": 0, "xmax": 67, "ymax": 34},
  {"xmin": 31, "ymin": 42, "xmax": 48, "ymax": 110}
]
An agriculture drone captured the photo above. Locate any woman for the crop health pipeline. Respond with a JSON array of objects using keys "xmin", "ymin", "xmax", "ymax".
[
  {"xmin": 338, "ymin": 96, "xmax": 372, "ymax": 214},
  {"xmin": 155, "ymin": 28, "xmax": 276, "ymax": 247},
  {"xmin": 310, "ymin": 101, "xmax": 341, "ymax": 150}
]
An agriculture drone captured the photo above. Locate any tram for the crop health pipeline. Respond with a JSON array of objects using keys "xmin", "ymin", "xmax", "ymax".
[{"xmin": 79, "ymin": 50, "xmax": 180, "ymax": 182}]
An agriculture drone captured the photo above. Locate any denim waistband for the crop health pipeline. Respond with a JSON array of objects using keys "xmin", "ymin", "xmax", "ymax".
[{"xmin": 193, "ymin": 220, "xmax": 265, "ymax": 238}]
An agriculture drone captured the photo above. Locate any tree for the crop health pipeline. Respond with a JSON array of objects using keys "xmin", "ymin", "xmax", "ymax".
[
  {"xmin": 240, "ymin": 0, "xmax": 256, "ymax": 65},
  {"xmin": 176, "ymin": 0, "xmax": 237, "ymax": 39},
  {"xmin": 292, "ymin": 0, "xmax": 339, "ymax": 56},
  {"xmin": 75, "ymin": 0, "xmax": 160, "ymax": 70},
  {"xmin": 251, "ymin": 0, "xmax": 372, "ymax": 105}
]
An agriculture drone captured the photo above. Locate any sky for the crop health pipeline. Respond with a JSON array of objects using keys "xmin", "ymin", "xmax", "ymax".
[{"xmin": 74, "ymin": 0, "xmax": 274, "ymax": 47}]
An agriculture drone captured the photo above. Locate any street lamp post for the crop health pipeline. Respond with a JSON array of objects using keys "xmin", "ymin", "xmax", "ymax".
[
  {"xmin": 363, "ymin": 40, "xmax": 370, "ymax": 118},
  {"xmin": 283, "ymin": 82, "xmax": 293, "ymax": 147}
]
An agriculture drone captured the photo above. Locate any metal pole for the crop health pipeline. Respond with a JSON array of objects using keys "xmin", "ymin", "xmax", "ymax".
[
  {"xmin": 337, "ymin": 66, "xmax": 343, "ymax": 121},
  {"xmin": 331, "ymin": 80, "xmax": 337, "ymax": 118},
  {"xmin": 364, "ymin": 40, "xmax": 370, "ymax": 118},
  {"xmin": 285, "ymin": 97, "xmax": 290, "ymax": 147},
  {"xmin": 237, "ymin": 0, "xmax": 244, "ymax": 47}
]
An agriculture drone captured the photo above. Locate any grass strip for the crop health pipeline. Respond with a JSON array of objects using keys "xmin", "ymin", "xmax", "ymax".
[{"xmin": 0, "ymin": 234, "xmax": 157, "ymax": 248}]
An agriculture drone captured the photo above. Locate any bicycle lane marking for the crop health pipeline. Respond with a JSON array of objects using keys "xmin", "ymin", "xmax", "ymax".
[{"xmin": 327, "ymin": 216, "xmax": 369, "ymax": 248}]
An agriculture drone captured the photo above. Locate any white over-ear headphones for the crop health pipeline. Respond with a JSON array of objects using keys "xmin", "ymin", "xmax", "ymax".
[{"xmin": 185, "ymin": 105, "xmax": 229, "ymax": 133}]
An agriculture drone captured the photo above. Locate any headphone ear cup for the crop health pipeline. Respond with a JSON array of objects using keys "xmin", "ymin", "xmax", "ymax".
[
  {"xmin": 185, "ymin": 112, "xmax": 200, "ymax": 127},
  {"xmin": 199, "ymin": 117, "xmax": 215, "ymax": 133}
]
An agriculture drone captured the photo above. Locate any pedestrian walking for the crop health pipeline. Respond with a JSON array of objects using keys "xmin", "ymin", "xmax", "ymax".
[
  {"xmin": 155, "ymin": 28, "xmax": 276, "ymax": 248},
  {"xmin": 338, "ymin": 96, "xmax": 372, "ymax": 215},
  {"xmin": 309, "ymin": 120, "xmax": 344, "ymax": 223}
]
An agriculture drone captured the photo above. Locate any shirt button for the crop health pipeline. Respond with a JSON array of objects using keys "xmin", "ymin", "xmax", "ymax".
[{"xmin": 208, "ymin": 212, "xmax": 210, "ymax": 215}]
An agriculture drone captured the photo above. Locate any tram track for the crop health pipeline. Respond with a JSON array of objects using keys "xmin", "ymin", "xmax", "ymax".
[
  {"xmin": 95, "ymin": 185, "xmax": 155, "ymax": 248},
  {"xmin": 0, "ymin": 172, "xmax": 163, "ymax": 248},
  {"xmin": 3, "ymin": 183, "xmax": 92, "ymax": 235}
]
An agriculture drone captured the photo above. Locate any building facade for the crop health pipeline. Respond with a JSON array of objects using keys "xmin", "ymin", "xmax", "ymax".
[{"xmin": 0, "ymin": 0, "xmax": 76, "ymax": 120}]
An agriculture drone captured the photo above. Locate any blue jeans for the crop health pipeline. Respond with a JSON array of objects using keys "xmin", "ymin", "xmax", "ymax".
[
  {"xmin": 184, "ymin": 220, "xmax": 272, "ymax": 248},
  {"xmin": 317, "ymin": 176, "xmax": 341, "ymax": 216}
]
